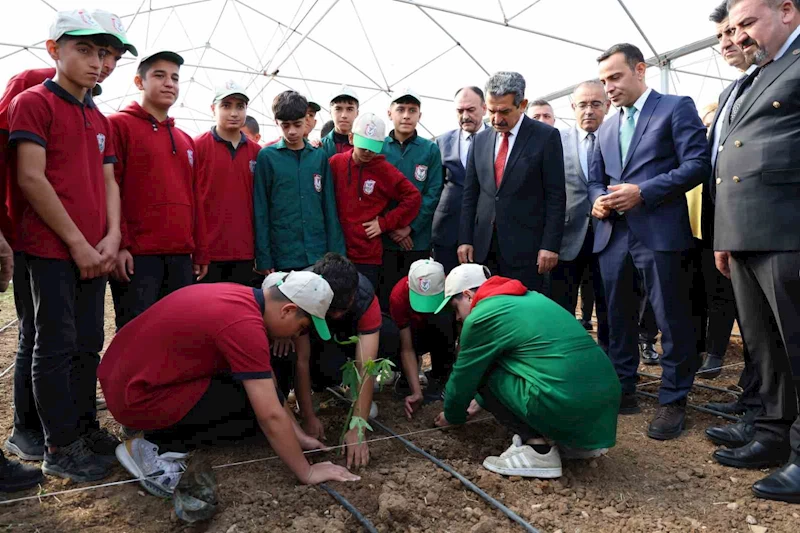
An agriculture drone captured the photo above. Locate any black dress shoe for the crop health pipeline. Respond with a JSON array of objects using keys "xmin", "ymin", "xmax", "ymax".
[
  {"xmin": 647, "ymin": 402, "xmax": 686, "ymax": 440},
  {"xmin": 639, "ymin": 342, "xmax": 660, "ymax": 365},
  {"xmin": 752, "ymin": 457, "xmax": 800, "ymax": 504},
  {"xmin": 713, "ymin": 440, "xmax": 791, "ymax": 469},
  {"xmin": 580, "ymin": 319, "xmax": 593, "ymax": 331},
  {"xmin": 705, "ymin": 421, "xmax": 755, "ymax": 448},
  {"xmin": 703, "ymin": 400, "xmax": 746, "ymax": 416},
  {"xmin": 619, "ymin": 392, "xmax": 641, "ymax": 415},
  {"xmin": 697, "ymin": 353, "xmax": 724, "ymax": 379}
]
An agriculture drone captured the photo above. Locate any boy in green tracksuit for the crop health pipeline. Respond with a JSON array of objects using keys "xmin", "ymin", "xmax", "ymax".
[
  {"xmin": 320, "ymin": 85, "xmax": 359, "ymax": 159},
  {"xmin": 434, "ymin": 265, "xmax": 621, "ymax": 479},
  {"xmin": 379, "ymin": 89, "xmax": 443, "ymax": 309},
  {"xmin": 254, "ymin": 91, "xmax": 345, "ymax": 274}
]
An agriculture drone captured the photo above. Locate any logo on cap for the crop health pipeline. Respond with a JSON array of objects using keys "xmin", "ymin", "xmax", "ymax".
[
  {"xmin": 226, "ymin": 80, "xmax": 237, "ymax": 89},
  {"xmin": 414, "ymin": 165, "xmax": 428, "ymax": 182},
  {"xmin": 112, "ymin": 16, "xmax": 125, "ymax": 33},
  {"xmin": 314, "ymin": 174, "xmax": 322, "ymax": 192},
  {"xmin": 96, "ymin": 133, "xmax": 105, "ymax": 153},
  {"xmin": 249, "ymin": 160, "xmax": 256, "ymax": 174},
  {"xmin": 363, "ymin": 179, "xmax": 376, "ymax": 195},
  {"xmin": 419, "ymin": 278, "xmax": 431, "ymax": 293},
  {"xmin": 78, "ymin": 10, "xmax": 96, "ymax": 26},
  {"xmin": 187, "ymin": 149, "xmax": 194, "ymax": 167},
  {"xmin": 365, "ymin": 123, "xmax": 377, "ymax": 138}
]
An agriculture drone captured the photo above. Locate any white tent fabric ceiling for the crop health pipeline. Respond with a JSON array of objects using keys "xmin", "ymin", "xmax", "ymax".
[{"xmin": 1, "ymin": 0, "xmax": 738, "ymax": 136}]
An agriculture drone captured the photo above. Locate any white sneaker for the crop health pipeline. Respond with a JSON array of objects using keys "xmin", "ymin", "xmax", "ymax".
[
  {"xmin": 116, "ymin": 438, "xmax": 188, "ymax": 498},
  {"xmin": 558, "ymin": 445, "xmax": 608, "ymax": 460},
  {"xmin": 482, "ymin": 435, "xmax": 562, "ymax": 478},
  {"xmin": 369, "ymin": 401, "xmax": 378, "ymax": 419}
]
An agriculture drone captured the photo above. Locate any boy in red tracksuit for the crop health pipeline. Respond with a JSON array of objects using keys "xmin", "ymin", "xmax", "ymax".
[
  {"xmin": 109, "ymin": 49, "xmax": 208, "ymax": 330},
  {"xmin": 329, "ymin": 112, "xmax": 421, "ymax": 291},
  {"xmin": 194, "ymin": 81, "xmax": 260, "ymax": 286}
]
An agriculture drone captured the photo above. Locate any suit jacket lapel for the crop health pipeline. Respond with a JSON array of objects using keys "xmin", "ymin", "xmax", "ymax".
[
  {"xmin": 570, "ymin": 127, "xmax": 586, "ymax": 181},
  {"xmin": 709, "ymin": 82, "xmax": 736, "ymax": 140},
  {"xmin": 443, "ymin": 130, "xmax": 462, "ymax": 168},
  {"xmin": 479, "ymin": 129, "xmax": 497, "ymax": 194},
  {"xmin": 499, "ymin": 116, "xmax": 532, "ymax": 192},
  {"xmin": 607, "ymin": 113, "xmax": 622, "ymax": 175},
  {"xmin": 623, "ymin": 91, "xmax": 660, "ymax": 172}
]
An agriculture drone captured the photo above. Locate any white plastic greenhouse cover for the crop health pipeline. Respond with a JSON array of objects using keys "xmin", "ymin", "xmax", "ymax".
[{"xmin": 0, "ymin": 0, "xmax": 738, "ymax": 137}]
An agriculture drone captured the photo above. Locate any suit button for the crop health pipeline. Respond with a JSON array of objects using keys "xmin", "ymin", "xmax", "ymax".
[
  {"xmin": 733, "ymin": 176, "xmax": 741, "ymax": 183},
  {"xmin": 495, "ymin": 196, "xmax": 499, "ymax": 201},
  {"xmin": 716, "ymin": 178, "xmax": 722, "ymax": 185},
  {"xmin": 718, "ymin": 145, "xmax": 724, "ymax": 152},
  {"xmin": 773, "ymin": 101, "xmax": 781, "ymax": 109},
  {"xmin": 734, "ymin": 140, "xmax": 742, "ymax": 147}
]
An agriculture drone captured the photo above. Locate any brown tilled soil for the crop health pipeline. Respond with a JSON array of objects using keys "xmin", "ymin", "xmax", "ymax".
[{"xmin": 0, "ymin": 288, "xmax": 799, "ymax": 532}]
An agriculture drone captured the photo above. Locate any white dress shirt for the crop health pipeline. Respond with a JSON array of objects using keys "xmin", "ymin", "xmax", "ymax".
[
  {"xmin": 459, "ymin": 122, "xmax": 485, "ymax": 168},
  {"xmin": 494, "ymin": 114, "xmax": 524, "ymax": 165},
  {"xmin": 619, "ymin": 87, "xmax": 653, "ymax": 130},
  {"xmin": 711, "ymin": 64, "xmax": 757, "ymax": 168},
  {"xmin": 576, "ymin": 126, "xmax": 595, "ymax": 178}
]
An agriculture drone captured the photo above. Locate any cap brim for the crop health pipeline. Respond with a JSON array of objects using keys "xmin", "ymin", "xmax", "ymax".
[
  {"xmin": 140, "ymin": 51, "xmax": 184, "ymax": 66},
  {"xmin": 392, "ymin": 95, "xmax": 421, "ymax": 106},
  {"xmin": 409, "ymin": 290, "xmax": 444, "ymax": 314},
  {"xmin": 63, "ymin": 29, "xmax": 124, "ymax": 49},
  {"xmin": 311, "ymin": 315, "xmax": 331, "ymax": 341},
  {"xmin": 434, "ymin": 295, "xmax": 453, "ymax": 314},
  {"xmin": 308, "ymin": 101, "xmax": 321, "ymax": 112},
  {"xmin": 332, "ymin": 93, "xmax": 359, "ymax": 103},
  {"xmin": 123, "ymin": 43, "xmax": 139, "ymax": 57},
  {"xmin": 214, "ymin": 92, "xmax": 249, "ymax": 104},
  {"xmin": 353, "ymin": 133, "xmax": 383, "ymax": 153}
]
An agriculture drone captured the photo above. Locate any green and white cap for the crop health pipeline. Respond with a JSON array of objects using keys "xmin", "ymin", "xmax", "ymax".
[
  {"xmin": 408, "ymin": 259, "xmax": 445, "ymax": 313},
  {"xmin": 352, "ymin": 112, "xmax": 385, "ymax": 154},
  {"xmin": 214, "ymin": 80, "xmax": 249, "ymax": 104},
  {"xmin": 49, "ymin": 9, "xmax": 122, "ymax": 46},
  {"xmin": 331, "ymin": 84, "xmax": 359, "ymax": 104},
  {"xmin": 263, "ymin": 271, "xmax": 333, "ymax": 340},
  {"xmin": 392, "ymin": 87, "xmax": 421, "ymax": 105},
  {"xmin": 435, "ymin": 264, "xmax": 491, "ymax": 314},
  {"xmin": 305, "ymin": 96, "xmax": 321, "ymax": 112},
  {"xmin": 137, "ymin": 49, "xmax": 185, "ymax": 68},
  {"xmin": 91, "ymin": 10, "xmax": 138, "ymax": 56}
]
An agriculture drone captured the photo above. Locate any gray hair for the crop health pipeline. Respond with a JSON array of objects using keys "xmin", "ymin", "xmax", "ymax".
[
  {"xmin": 485, "ymin": 72, "xmax": 526, "ymax": 107},
  {"xmin": 572, "ymin": 79, "xmax": 606, "ymax": 98}
]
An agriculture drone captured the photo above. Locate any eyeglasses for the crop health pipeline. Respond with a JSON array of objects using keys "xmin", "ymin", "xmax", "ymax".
[{"xmin": 575, "ymin": 101, "xmax": 605, "ymax": 110}]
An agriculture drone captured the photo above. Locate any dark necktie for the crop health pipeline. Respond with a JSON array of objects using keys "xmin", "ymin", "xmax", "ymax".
[
  {"xmin": 728, "ymin": 64, "xmax": 767, "ymax": 123},
  {"xmin": 586, "ymin": 132, "xmax": 596, "ymax": 179}
]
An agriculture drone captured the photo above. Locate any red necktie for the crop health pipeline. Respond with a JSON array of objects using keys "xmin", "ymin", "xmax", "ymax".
[{"xmin": 494, "ymin": 132, "xmax": 510, "ymax": 187}]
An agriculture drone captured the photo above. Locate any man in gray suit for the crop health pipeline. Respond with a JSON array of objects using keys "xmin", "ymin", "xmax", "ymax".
[
  {"xmin": 433, "ymin": 87, "xmax": 487, "ymax": 274},
  {"xmin": 549, "ymin": 80, "xmax": 610, "ymax": 351},
  {"xmin": 712, "ymin": 0, "xmax": 800, "ymax": 503}
]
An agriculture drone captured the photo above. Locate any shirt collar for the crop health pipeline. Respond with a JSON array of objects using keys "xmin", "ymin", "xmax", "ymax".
[
  {"xmin": 625, "ymin": 87, "xmax": 652, "ymax": 117},
  {"xmin": 773, "ymin": 23, "xmax": 800, "ymax": 62},
  {"xmin": 210, "ymin": 126, "xmax": 246, "ymax": 146},
  {"xmin": 275, "ymin": 138, "xmax": 310, "ymax": 151},
  {"xmin": 44, "ymin": 79, "xmax": 96, "ymax": 109},
  {"xmin": 501, "ymin": 114, "xmax": 524, "ymax": 138},
  {"xmin": 744, "ymin": 64, "xmax": 758, "ymax": 76},
  {"xmin": 461, "ymin": 122, "xmax": 486, "ymax": 140},
  {"xmin": 576, "ymin": 126, "xmax": 593, "ymax": 142},
  {"xmin": 389, "ymin": 129, "xmax": 418, "ymax": 145}
]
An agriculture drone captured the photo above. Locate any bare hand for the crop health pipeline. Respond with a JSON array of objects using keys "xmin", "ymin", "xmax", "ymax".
[
  {"xmin": 344, "ymin": 427, "xmax": 370, "ymax": 469},
  {"xmin": 310, "ymin": 139, "xmax": 323, "ymax": 149},
  {"xmin": 256, "ymin": 268, "xmax": 275, "ymax": 276},
  {"xmin": 389, "ymin": 226, "xmax": 411, "ymax": 243},
  {"xmin": 457, "ymin": 244, "xmax": 474, "ymax": 264},
  {"xmin": 537, "ymin": 250, "xmax": 559, "ymax": 274},
  {"xmin": 362, "ymin": 218, "xmax": 383, "ymax": 239},
  {"xmin": 434, "ymin": 411, "xmax": 451, "ymax": 428},
  {"xmin": 0, "ymin": 237, "xmax": 13, "ymax": 292},
  {"xmin": 113, "ymin": 249, "xmax": 135, "ymax": 282},
  {"xmin": 95, "ymin": 233, "xmax": 121, "ymax": 276},
  {"xmin": 715, "ymin": 251, "xmax": 732, "ymax": 279},
  {"xmin": 70, "ymin": 240, "xmax": 105, "ymax": 280},
  {"xmin": 397, "ymin": 236, "xmax": 414, "ymax": 251},
  {"xmin": 604, "ymin": 184, "xmax": 642, "ymax": 213},
  {"xmin": 194, "ymin": 263, "xmax": 208, "ymax": 281},
  {"xmin": 404, "ymin": 392, "xmax": 423, "ymax": 420},
  {"xmin": 304, "ymin": 461, "xmax": 361, "ymax": 484},
  {"xmin": 296, "ymin": 429, "xmax": 326, "ymax": 451},
  {"xmin": 466, "ymin": 399, "xmax": 483, "ymax": 420},
  {"xmin": 592, "ymin": 196, "xmax": 611, "ymax": 219},
  {"xmin": 272, "ymin": 338, "xmax": 295, "ymax": 358},
  {"xmin": 303, "ymin": 416, "xmax": 326, "ymax": 441}
]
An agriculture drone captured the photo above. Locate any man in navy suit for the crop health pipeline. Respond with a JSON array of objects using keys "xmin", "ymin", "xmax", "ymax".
[
  {"xmin": 589, "ymin": 43, "xmax": 711, "ymax": 440},
  {"xmin": 433, "ymin": 87, "xmax": 487, "ymax": 274}
]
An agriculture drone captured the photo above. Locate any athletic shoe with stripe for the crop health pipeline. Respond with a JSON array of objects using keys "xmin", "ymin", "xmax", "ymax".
[
  {"xmin": 482, "ymin": 435, "xmax": 562, "ymax": 478},
  {"xmin": 116, "ymin": 438, "xmax": 188, "ymax": 498}
]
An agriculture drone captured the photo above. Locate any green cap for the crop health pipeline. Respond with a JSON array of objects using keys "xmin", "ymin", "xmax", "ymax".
[{"xmin": 352, "ymin": 112, "xmax": 385, "ymax": 153}]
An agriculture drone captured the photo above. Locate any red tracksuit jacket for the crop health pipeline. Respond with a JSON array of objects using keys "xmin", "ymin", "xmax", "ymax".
[{"xmin": 329, "ymin": 150, "xmax": 421, "ymax": 265}]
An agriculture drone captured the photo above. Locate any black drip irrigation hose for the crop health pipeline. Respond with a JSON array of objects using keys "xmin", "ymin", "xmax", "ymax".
[
  {"xmin": 325, "ymin": 387, "xmax": 541, "ymax": 533},
  {"xmin": 637, "ymin": 371, "xmax": 742, "ymax": 397},
  {"xmin": 636, "ymin": 390, "xmax": 740, "ymax": 422},
  {"xmin": 318, "ymin": 483, "xmax": 379, "ymax": 533}
]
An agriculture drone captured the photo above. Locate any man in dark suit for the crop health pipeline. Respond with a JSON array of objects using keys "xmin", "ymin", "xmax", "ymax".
[
  {"xmin": 589, "ymin": 43, "xmax": 711, "ymax": 440},
  {"xmin": 458, "ymin": 72, "xmax": 565, "ymax": 291},
  {"xmin": 712, "ymin": 0, "xmax": 800, "ymax": 504},
  {"xmin": 433, "ymin": 87, "xmax": 487, "ymax": 274},
  {"xmin": 549, "ymin": 80, "xmax": 609, "ymax": 351}
]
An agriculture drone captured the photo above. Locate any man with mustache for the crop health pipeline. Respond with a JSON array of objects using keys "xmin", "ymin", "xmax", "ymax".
[
  {"xmin": 712, "ymin": 0, "xmax": 800, "ymax": 503},
  {"xmin": 432, "ymin": 86, "xmax": 487, "ymax": 274},
  {"xmin": 458, "ymin": 71, "xmax": 565, "ymax": 292}
]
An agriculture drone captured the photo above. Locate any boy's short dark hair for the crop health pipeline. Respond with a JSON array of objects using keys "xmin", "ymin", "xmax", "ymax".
[
  {"xmin": 392, "ymin": 96, "xmax": 421, "ymax": 108},
  {"xmin": 273, "ymin": 91, "xmax": 308, "ymax": 122},
  {"xmin": 243, "ymin": 116, "xmax": 260, "ymax": 135},
  {"xmin": 330, "ymin": 96, "xmax": 359, "ymax": 108},
  {"xmin": 267, "ymin": 285, "xmax": 311, "ymax": 321},
  {"xmin": 311, "ymin": 253, "xmax": 359, "ymax": 311},
  {"xmin": 320, "ymin": 120, "xmax": 335, "ymax": 138},
  {"xmin": 137, "ymin": 54, "xmax": 182, "ymax": 80}
]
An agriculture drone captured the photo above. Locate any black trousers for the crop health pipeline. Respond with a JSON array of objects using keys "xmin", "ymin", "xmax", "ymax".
[
  {"xmin": 354, "ymin": 264, "xmax": 380, "ymax": 295},
  {"xmin": 432, "ymin": 244, "xmax": 459, "ymax": 275},
  {"xmin": 12, "ymin": 252, "xmax": 39, "ymax": 436},
  {"xmin": 549, "ymin": 227, "xmax": 609, "ymax": 350},
  {"xmin": 730, "ymin": 251, "xmax": 800, "ymax": 452},
  {"xmin": 110, "ymin": 254, "xmax": 193, "ymax": 330},
  {"xmin": 145, "ymin": 374, "xmax": 265, "ymax": 453},
  {"xmin": 200, "ymin": 260, "xmax": 256, "ymax": 286},
  {"xmin": 479, "ymin": 383, "xmax": 540, "ymax": 442},
  {"xmin": 485, "ymin": 230, "xmax": 543, "ymax": 292},
  {"xmin": 379, "ymin": 312, "xmax": 456, "ymax": 381},
  {"xmin": 26, "ymin": 255, "xmax": 106, "ymax": 447},
  {"xmin": 579, "ymin": 268, "xmax": 595, "ymax": 322},
  {"xmin": 379, "ymin": 250, "xmax": 430, "ymax": 311},
  {"xmin": 635, "ymin": 272, "xmax": 659, "ymax": 344}
]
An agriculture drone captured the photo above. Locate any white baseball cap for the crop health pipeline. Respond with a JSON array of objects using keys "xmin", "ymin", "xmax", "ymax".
[
  {"xmin": 435, "ymin": 264, "xmax": 491, "ymax": 314},
  {"xmin": 138, "ymin": 49, "xmax": 185, "ymax": 68},
  {"xmin": 391, "ymin": 88, "xmax": 421, "ymax": 106},
  {"xmin": 262, "ymin": 271, "xmax": 333, "ymax": 340},
  {"xmin": 408, "ymin": 259, "xmax": 445, "ymax": 313},
  {"xmin": 352, "ymin": 113, "xmax": 385, "ymax": 153},
  {"xmin": 91, "ymin": 9, "xmax": 138, "ymax": 56},
  {"xmin": 214, "ymin": 80, "xmax": 249, "ymax": 104},
  {"xmin": 49, "ymin": 9, "xmax": 123, "ymax": 47},
  {"xmin": 330, "ymin": 84, "xmax": 359, "ymax": 104},
  {"xmin": 305, "ymin": 96, "xmax": 321, "ymax": 112}
]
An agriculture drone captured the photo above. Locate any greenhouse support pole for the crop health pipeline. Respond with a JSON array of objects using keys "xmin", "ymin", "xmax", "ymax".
[{"xmin": 661, "ymin": 59, "xmax": 671, "ymax": 94}]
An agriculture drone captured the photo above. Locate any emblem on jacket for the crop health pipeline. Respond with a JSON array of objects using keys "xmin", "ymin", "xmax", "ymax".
[
  {"xmin": 187, "ymin": 149, "xmax": 194, "ymax": 167},
  {"xmin": 414, "ymin": 165, "xmax": 428, "ymax": 182},
  {"xmin": 96, "ymin": 133, "xmax": 105, "ymax": 153},
  {"xmin": 249, "ymin": 160, "xmax": 256, "ymax": 173},
  {"xmin": 363, "ymin": 179, "xmax": 376, "ymax": 195},
  {"xmin": 314, "ymin": 174, "xmax": 323, "ymax": 192},
  {"xmin": 419, "ymin": 278, "xmax": 431, "ymax": 293}
]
